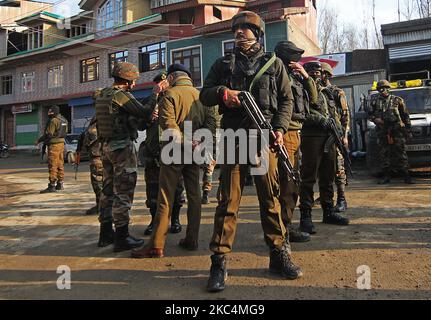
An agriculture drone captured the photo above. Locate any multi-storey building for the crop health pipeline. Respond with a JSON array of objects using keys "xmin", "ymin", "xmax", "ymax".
[{"xmin": 0, "ymin": 0, "xmax": 320, "ymax": 149}]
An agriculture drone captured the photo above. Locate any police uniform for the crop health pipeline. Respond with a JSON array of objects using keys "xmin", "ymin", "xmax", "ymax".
[
  {"xmin": 95, "ymin": 62, "xmax": 152, "ymax": 252},
  {"xmin": 37, "ymin": 106, "xmax": 68, "ymax": 193},
  {"xmin": 200, "ymin": 11, "xmax": 302, "ymax": 293},
  {"xmin": 132, "ymin": 64, "xmax": 215, "ymax": 258},
  {"xmin": 368, "ymin": 80, "xmax": 413, "ymax": 184}
]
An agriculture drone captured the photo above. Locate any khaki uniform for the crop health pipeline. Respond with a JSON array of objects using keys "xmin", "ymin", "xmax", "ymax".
[
  {"xmin": 37, "ymin": 115, "xmax": 67, "ymax": 186},
  {"xmin": 368, "ymin": 94, "xmax": 411, "ymax": 171},
  {"xmin": 96, "ymin": 86, "xmax": 152, "ymax": 228},
  {"xmin": 150, "ymin": 76, "xmax": 215, "ymax": 249},
  {"xmin": 200, "ymin": 48, "xmax": 294, "ymax": 254},
  {"xmin": 280, "ymin": 74, "xmax": 318, "ymax": 226}
]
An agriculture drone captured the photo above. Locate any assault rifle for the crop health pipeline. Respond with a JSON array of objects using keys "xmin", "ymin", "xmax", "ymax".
[
  {"xmin": 238, "ymin": 91, "xmax": 299, "ymax": 186},
  {"xmin": 324, "ymin": 117, "xmax": 354, "ymax": 178}
]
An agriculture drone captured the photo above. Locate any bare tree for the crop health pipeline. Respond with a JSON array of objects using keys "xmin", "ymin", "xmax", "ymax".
[
  {"xmin": 401, "ymin": 0, "xmax": 416, "ymax": 19},
  {"xmin": 415, "ymin": 0, "xmax": 431, "ymax": 17},
  {"xmin": 371, "ymin": 0, "xmax": 383, "ymax": 48},
  {"xmin": 318, "ymin": 4, "xmax": 338, "ymax": 54}
]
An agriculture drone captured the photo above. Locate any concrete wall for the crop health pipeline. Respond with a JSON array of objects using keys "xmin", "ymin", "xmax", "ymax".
[
  {"xmin": 287, "ymin": 18, "xmax": 321, "ymax": 56},
  {"xmin": 125, "ymin": 0, "xmax": 152, "ymax": 23},
  {"xmin": 43, "ymin": 23, "xmax": 67, "ymax": 46}
]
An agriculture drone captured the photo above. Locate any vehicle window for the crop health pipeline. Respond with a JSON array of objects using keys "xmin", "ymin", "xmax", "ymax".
[{"xmin": 392, "ymin": 88, "xmax": 431, "ymax": 114}]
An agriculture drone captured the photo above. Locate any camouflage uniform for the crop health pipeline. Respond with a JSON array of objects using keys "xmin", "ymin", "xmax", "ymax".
[
  {"xmin": 368, "ymin": 92, "xmax": 412, "ymax": 180},
  {"xmin": 81, "ymin": 119, "xmax": 103, "ymax": 213},
  {"xmin": 37, "ymin": 108, "xmax": 68, "ymax": 192}
]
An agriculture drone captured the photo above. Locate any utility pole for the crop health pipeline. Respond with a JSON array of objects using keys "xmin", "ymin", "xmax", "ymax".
[{"xmin": 398, "ymin": 0, "xmax": 401, "ymax": 21}]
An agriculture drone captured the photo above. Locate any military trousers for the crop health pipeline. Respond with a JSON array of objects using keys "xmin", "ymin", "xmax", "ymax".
[
  {"xmin": 202, "ymin": 159, "xmax": 217, "ymax": 192},
  {"xmin": 279, "ymin": 130, "xmax": 301, "ymax": 226},
  {"xmin": 335, "ymin": 149, "xmax": 347, "ymax": 194},
  {"xmin": 150, "ymin": 163, "xmax": 201, "ymax": 249},
  {"xmin": 377, "ymin": 133, "xmax": 409, "ymax": 171},
  {"xmin": 47, "ymin": 143, "xmax": 65, "ymax": 185},
  {"xmin": 299, "ymin": 135, "xmax": 336, "ymax": 210},
  {"xmin": 98, "ymin": 143, "xmax": 138, "ymax": 228},
  {"xmin": 90, "ymin": 155, "xmax": 104, "ymax": 206},
  {"xmin": 210, "ymin": 150, "xmax": 286, "ymax": 255}
]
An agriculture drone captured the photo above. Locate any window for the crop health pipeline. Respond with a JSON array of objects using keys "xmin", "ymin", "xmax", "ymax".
[
  {"xmin": 97, "ymin": 0, "xmax": 123, "ymax": 31},
  {"xmin": 1, "ymin": 75, "xmax": 13, "ymax": 95},
  {"xmin": 67, "ymin": 24, "xmax": 88, "ymax": 38},
  {"xmin": 213, "ymin": 6, "xmax": 222, "ymax": 20},
  {"xmin": 22, "ymin": 72, "xmax": 35, "ymax": 93},
  {"xmin": 28, "ymin": 25, "xmax": 43, "ymax": 50},
  {"xmin": 80, "ymin": 57, "xmax": 99, "ymax": 83},
  {"xmin": 108, "ymin": 50, "xmax": 128, "ymax": 77},
  {"xmin": 222, "ymin": 40, "xmax": 235, "ymax": 55},
  {"xmin": 139, "ymin": 42, "xmax": 166, "ymax": 72},
  {"xmin": 48, "ymin": 65, "xmax": 64, "ymax": 88},
  {"xmin": 172, "ymin": 46, "xmax": 202, "ymax": 87}
]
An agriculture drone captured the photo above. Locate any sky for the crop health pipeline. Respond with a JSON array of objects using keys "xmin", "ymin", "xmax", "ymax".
[{"xmin": 48, "ymin": 0, "xmax": 404, "ymax": 28}]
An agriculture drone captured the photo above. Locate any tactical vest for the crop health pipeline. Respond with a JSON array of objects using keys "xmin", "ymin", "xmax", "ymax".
[
  {"xmin": 221, "ymin": 52, "xmax": 278, "ymax": 115},
  {"xmin": 371, "ymin": 95, "xmax": 403, "ymax": 125},
  {"xmin": 54, "ymin": 115, "xmax": 68, "ymax": 139},
  {"xmin": 95, "ymin": 87, "xmax": 132, "ymax": 140},
  {"xmin": 290, "ymin": 73, "xmax": 309, "ymax": 122},
  {"xmin": 321, "ymin": 87, "xmax": 341, "ymax": 125}
]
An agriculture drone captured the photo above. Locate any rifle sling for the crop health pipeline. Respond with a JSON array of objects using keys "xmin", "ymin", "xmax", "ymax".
[{"xmin": 249, "ymin": 53, "xmax": 277, "ymax": 92}]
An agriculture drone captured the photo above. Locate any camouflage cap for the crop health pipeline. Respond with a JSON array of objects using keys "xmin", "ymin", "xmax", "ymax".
[
  {"xmin": 377, "ymin": 79, "xmax": 391, "ymax": 89},
  {"xmin": 112, "ymin": 61, "xmax": 139, "ymax": 81},
  {"xmin": 153, "ymin": 71, "xmax": 167, "ymax": 83},
  {"xmin": 231, "ymin": 11, "xmax": 265, "ymax": 36},
  {"xmin": 320, "ymin": 62, "xmax": 334, "ymax": 76}
]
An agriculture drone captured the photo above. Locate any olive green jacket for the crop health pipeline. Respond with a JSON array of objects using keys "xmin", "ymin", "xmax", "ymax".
[{"xmin": 37, "ymin": 116, "xmax": 65, "ymax": 145}]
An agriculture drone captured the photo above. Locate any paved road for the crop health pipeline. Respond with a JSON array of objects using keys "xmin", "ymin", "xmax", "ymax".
[{"xmin": 0, "ymin": 154, "xmax": 430, "ymax": 300}]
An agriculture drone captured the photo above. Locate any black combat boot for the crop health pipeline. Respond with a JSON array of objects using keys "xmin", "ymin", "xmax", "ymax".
[
  {"xmin": 85, "ymin": 205, "xmax": 98, "ymax": 216},
  {"xmin": 40, "ymin": 183, "xmax": 57, "ymax": 194},
  {"xmin": 207, "ymin": 254, "xmax": 227, "ymax": 293},
  {"xmin": 144, "ymin": 207, "xmax": 156, "ymax": 236},
  {"xmin": 287, "ymin": 224, "xmax": 311, "ymax": 243},
  {"xmin": 55, "ymin": 181, "xmax": 64, "ymax": 191},
  {"xmin": 378, "ymin": 170, "xmax": 391, "ymax": 185},
  {"xmin": 299, "ymin": 209, "xmax": 316, "ymax": 234},
  {"xmin": 201, "ymin": 190, "xmax": 210, "ymax": 204},
  {"xmin": 113, "ymin": 225, "xmax": 144, "ymax": 253},
  {"xmin": 335, "ymin": 190, "xmax": 348, "ymax": 213},
  {"xmin": 269, "ymin": 242, "xmax": 303, "ymax": 280},
  {"xmin": 170, "ymin": 205, "xmax": 182, "ymax": 234},
  {"xmin": 97, "ymin": 222, "xmax": 114, "ymax": 248},
  {"xmin": 322, "ymin": 204, "xmax": 350, "ymax": 226},
  {"xmin": 402, "ymin": 169, "xmax": 415, "ymax": 185}
]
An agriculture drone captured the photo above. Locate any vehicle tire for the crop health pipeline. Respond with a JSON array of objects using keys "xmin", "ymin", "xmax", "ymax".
[
  {"xmin": 67, "ymin": 152, "xmax": 75, "ymax": 164},
  {"xmin": 0, "ymin": 150, "xmax": 10, "ymax": 158},
  {"xmin": 138, "ymin": 143, "xmax": 146, "ymax": 168}
]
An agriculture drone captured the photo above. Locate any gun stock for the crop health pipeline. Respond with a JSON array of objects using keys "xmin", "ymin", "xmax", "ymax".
[
  {"xmin": 237, "ymin": 91, "xmax": 299, "ymax": 186},
  {"xmin": 327, "ymin": 118, "xmax": 354, "ymax": 178}
]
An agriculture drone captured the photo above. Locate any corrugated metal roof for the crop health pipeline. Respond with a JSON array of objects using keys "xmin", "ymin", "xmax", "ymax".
[
  {"xmin": 389, "ymin": 43, "xmax": 431, "ymax": 60},
  {"xmin": 383, "ymin": 29, "xmax": 431, "ymax": 45}
]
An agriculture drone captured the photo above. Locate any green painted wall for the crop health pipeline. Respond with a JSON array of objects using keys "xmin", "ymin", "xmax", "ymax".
[
  {"xmin": 15, "ymin": 107, "xmax": 39, "ymax": 146},
  {"xmin": 167, "ymin": 21, "xmax": 289, "ymax": 83}
]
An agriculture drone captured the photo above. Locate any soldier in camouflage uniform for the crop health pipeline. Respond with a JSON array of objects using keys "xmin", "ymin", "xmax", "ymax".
[
  {"xmin": 95, "ymin": 61, "xmax": 152, "ymax": 252},
  {"xmin": 298, "ymin": 61, "xmax": 350, "ymax": 235},
  {"xmin": 78, "ymin": 115, "xmax": 103, "ymax": 216},
  {"xmin": 320, "ymin": 62, "xmax": 350, "ymax": 213},
  {"xmin": 132, "ymin": 64, "xmax": 215, "ymax": 259},
  {"xmin": 200, "ymin": 11, "xmax": 303, "ymax": 293},
  {"xmin": 367, "ymin": 80, "xmax": 414, "ymax": 184},
  {"xmin": 142, "ymin": 72, "xmax": 185, "ymax": 236},
  {"xmin": 36, "ymin": 106, "xmax": 68, "ymax": 193}
]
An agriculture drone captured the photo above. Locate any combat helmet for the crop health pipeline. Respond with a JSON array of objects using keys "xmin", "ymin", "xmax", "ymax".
[
  {"xmin": 112, "ymin": 61, "xmax": 139, "ymax": 81},
  {"xmin": 231, "ymin": 11, "xmax": 265, "ymax": 37},
  {"xmin": 377, "ymin": 80, "xmax": 391, "ymax": 89},
  {"xmin": 320, "ymin": 62, "xmax": 334, "ymax": 76}
]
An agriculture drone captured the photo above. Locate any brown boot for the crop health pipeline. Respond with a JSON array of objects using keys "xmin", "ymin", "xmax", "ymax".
[
  {"xmin": 131, "ymin": 246, "xmax": 164, "ymax": 259},
  {"xmin": 178, "ymin": 238, "xmax": 198, "ymax": 251}
]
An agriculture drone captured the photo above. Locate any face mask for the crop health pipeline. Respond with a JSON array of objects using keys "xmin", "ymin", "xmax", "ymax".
[
  {"xmin": 235, "ymin": 32, "xmax": 258, "ymax": 52},
  {"xmin": 378, "ymin": 88, "xmax": 389, "ymax": 96}
]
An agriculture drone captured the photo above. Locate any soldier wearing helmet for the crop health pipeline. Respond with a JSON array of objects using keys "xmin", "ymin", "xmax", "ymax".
[
  {"xmin": 95, "ymin": 61, "xmax": 153, "ymax": 252},
  {"xmin": 368, "ymin": 79, "xmax": 414, "ymax": 184},
  {"xmin": 320, "ymin": 62, "xmax": 351, "ymax": 213},
  {"xmin": 200, "ymin": 10, "xmax": 302, "ymax": 293},
  {"xmin": 297, "ymin": 61, "xmax": 350, "ymax": 236}
]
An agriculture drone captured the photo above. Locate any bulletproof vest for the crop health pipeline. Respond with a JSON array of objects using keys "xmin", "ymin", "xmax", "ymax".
[
  {"xmin": 95, "ymin": 87, "xmax": 131, "ymax": 140},
  {"xmin": 321, "ymin": 87, "xmax": 340, "ymax": 121},
  {"xmin": 289, "ymin": 73, "xmax": 309, "ymax": 122},
  {"xmin": 221, "ymin": 52, "xmax": 278, "ymax": 115},
  {"xmin": 374, "ymin": 95, "xmax": 401, "ymax": 124},
  {"xmin": 54, "ymin": 115, "xmax": 68, "ymax": 139}
]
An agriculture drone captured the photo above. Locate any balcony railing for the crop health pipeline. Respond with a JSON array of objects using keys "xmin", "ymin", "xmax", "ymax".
[{"xmin": 150, "ymin": 0, "xmax": 187, "ymax": 9}]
